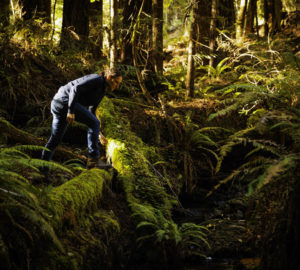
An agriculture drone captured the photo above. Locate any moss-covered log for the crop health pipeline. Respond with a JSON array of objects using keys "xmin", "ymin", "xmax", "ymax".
[
  {"xmin": 97, "ymin": 97, "xmax": 191, "ymax": 266},
  {"xmin": 0, "ymin": 117, "xmax": 87, "ymax": 161},
  {"xmin": 48, "ymin": 168, "xmax": 113, "ymax": 230},
  {"xmin": 98, "ymin": 97, "xmax": 174, "ymax": 215}
]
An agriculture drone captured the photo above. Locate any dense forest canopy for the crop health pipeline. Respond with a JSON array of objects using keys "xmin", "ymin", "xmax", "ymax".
[{"xmin": 0, "ymin": 0, "xmax": 300, "ymax": 270}]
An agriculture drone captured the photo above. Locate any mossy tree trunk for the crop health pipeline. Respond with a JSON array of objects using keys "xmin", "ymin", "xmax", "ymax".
[{"xmin": 48, "ymin": 169, "xmax": 113, "ymax": 229}]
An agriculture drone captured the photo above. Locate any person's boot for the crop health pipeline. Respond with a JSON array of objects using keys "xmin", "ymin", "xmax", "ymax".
[{"xmin": 86, "ymin": 157, "xmax": 112, "ymax": 170}]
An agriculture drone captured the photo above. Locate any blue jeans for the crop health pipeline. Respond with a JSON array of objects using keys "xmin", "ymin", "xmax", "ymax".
[{"xmin": 41, "ymin": 100, "xmax": 100, "ymax": 162}]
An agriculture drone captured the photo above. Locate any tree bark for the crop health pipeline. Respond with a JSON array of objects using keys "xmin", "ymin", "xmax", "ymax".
[
  {"xmin": 236, "ymin": 0, "xmax": 247, "ymax": 43},
  {"xmin": 263, "ymin": 0, "xmax": 270, "ymax": 36},
  {"xmin": 110, "ymin": 0, "xmax": 118, "ymax": 68},
  {"xmin": 197, "ymin": 0, "xmax": 211, "ymax": 54},
  {"xmin": 89, "ymin": 0, "xmax": 103, "ymax": 59},
  {"xmin": 120, "ymin": 0, "xmax": 151, "ymax": 68},
  {"xmin": 132, "ymin": 0, "xmax": 155, "ymax": 105},
  {"xmin": 60, "ymin": 0, "xmax": 90, "ymax": 50},
  {"xmin": 271, "ymin": 0, "xmax": 282, "ymax": 34},
  {"xmin": 245, "ymin": 0, "xmax": 257, "ymax": 34},
  {"xmin": 120, "ymin": 0, "xmax": 142, "ymax": 64},
  {"xmin": 152, "ymin": 0, "xmax": 163, "ymax": 74},
  {"xmin": 209, "ymin": 0, "xmax": 218, "ymax": 68},
  {"xmin": 186, "ymin": 1, "xmax": 198, "ymax": 99}
]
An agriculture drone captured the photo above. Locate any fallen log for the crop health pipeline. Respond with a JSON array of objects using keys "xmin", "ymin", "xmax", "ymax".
[
  {"xmin": 0, "ymin": 117, "xmax": 87, "ymax": 161},
  {"xmin": 48, "ymin": 168, "xmax": 114, "ymax": 230}
]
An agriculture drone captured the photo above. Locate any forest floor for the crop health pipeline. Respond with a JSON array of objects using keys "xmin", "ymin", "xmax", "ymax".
[{"xmin": 1, "ymin": 18, "xmax": 300, "ymax": 268}]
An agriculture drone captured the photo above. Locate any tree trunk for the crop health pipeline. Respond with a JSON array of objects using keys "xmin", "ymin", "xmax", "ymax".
[
  {"xmin": 60, "ymin": 0, "xmax": 90, "ymax": 50},
  {"xmin": 186, "ymin": 1, "xmax": 198, "ymax": 99},
  {"xmin": 121, "ymin": 0, "xmax": 142, "ymax": 64},
  {"xmin": 110, "ymin": 0, "xmax": 118, "ymax": 68},
  {"xmin": 271, "ymin": 0, "xmax": 282, "ymax": 34},
  {"xmin": 245, "ymin": 0, "xmax": 257, "ymax": 34},
  {"xmin": 219, "ymin": 0, "xmax": 235, "ymax": 27},
  {"xmin": 89, "ymin": 0, "xmax": 103, "ymax": 59},
  {"xmin": 120, "ymin": 0, "xmax": 152, "ymax": 68},
  {"xmin": 152, "ymin": 0, "xmax": 163, "ymax": 74},
  {"xmin": 197, "ymin": 0, "xmax": 211, "ymax": 62},
  {"xmin": 0, "ymin": 0, "xmax": 10, "ymax": 28},
  {"xmin": 236, "ymin": 0, "xmax": 247, "ymax": 43},
  {"xmin": 209, "ymin": 0, "xmax": 218, "ymax": 68},
  {"xmin": 22, "ymin": 0, "xmax": 51, "ymax": 23},
  {"xmin": 132, "ymin": 0, "xmax": 155, "ymax": 105},
  {"xmin": 263, "ymin": 0, "xmax": 270, "ymax": 36}
]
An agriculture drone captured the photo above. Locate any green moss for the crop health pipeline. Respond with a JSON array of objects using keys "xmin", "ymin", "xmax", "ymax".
[
  {"xmin": 48, "ymin": 169, "xmax": 113, "ymax": 229},
  {"xmin": 98, "ymin": 97, "xmax": 176, "ymax": 226},
  {"xmin": 93, "ymin": 210, "xmax": 120, "ymax": 242}
]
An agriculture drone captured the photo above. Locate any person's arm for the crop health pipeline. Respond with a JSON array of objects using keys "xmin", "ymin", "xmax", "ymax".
[{"xmin": 68, "ymin": 76, "xmax": 100, "ymax": 115}]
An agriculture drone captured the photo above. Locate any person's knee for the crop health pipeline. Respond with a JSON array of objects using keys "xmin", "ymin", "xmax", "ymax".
[{"xmin": 93, "ymin": 118, "xmax": 100, "ymax": 130}]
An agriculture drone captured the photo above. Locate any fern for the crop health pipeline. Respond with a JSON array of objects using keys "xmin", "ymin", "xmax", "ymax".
[
  {"xmin": 136, "ymin": 207, "xmax": 209, "ymax": 255},
  {"xmin": 198, "ymin": 57, "xmax": 231, "ymax": 81},
  {"xmin": 0, "ymin": 145, "xmax": 67, "ymax": 266},
  {"xmin": 247, "ymin": 154, "xmax": 299, "ymax": 194}
]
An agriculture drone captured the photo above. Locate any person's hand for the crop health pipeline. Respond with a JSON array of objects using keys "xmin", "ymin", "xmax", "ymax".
[
  {"xmin": 67, "ymin": 113, "xmax": 75, "ymax": 124},
  {"xmin": 99, "ymin": 132, "xmax": 108, "ymax": 145}
]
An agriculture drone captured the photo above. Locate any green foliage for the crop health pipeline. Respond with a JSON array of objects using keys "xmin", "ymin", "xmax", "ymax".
[
  {"xmin": 172, "ymin": 111, "xmax": 219, "ymax": 192},
  {"xmin": 207, "ymin": 58, "xmax": 300, "ymax": 195},
  {"xmin": 48, "ymin": 168, "xmax": 112, "ymax": 229},
  {"xmin": 198, "ymin": 57, "xmax": 232, "ymax": 81},
  {"xmin": 0, "ymin": 145, "xmax": 67, "ymax": 268},
  {"xmin": 98, "ymin": 97, "xmax": 210, "ymax": 259},
  {"xmin": 134, "ymin": 203, "xmax": 209, "ymax": 258}
]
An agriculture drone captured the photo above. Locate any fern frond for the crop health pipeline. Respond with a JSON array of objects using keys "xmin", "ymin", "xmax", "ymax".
[
  {"xmin": 130, "ymin": 203, "xmax": 158, "ymax": 224},
  {"xmin": 207, "ymin": 170, "xmax": 241, "ymax": 197},
  {"xmin": 136, "ymin": 221, "xmax": 158, "ymax": 229},
  {"xmin": 191, "ymin": 131, "xmax": 218, "ymax": 147},
  {"xmin": 3, "ymin": 203, "xmax": 64, "ymax": 252}
]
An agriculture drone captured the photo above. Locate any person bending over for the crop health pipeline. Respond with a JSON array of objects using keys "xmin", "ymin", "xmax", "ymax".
[{"xmin": 41, "ymin": 68, "xmax": 122, "ymax": 173}]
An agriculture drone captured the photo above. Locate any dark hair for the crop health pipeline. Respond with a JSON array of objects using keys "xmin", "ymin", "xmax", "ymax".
[{"xmin": 102, "ymin": 68, "xmax": 122, "ymax": 78}]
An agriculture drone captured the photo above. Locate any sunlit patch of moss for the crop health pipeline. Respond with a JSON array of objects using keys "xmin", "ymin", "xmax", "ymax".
[
  {"xmin": 48, "ymin": 168, "xmax": 113, "ymax": 229},
  {"xmin": 98, "ymin": 97, "xmax": 176, "ymax": 224}
]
